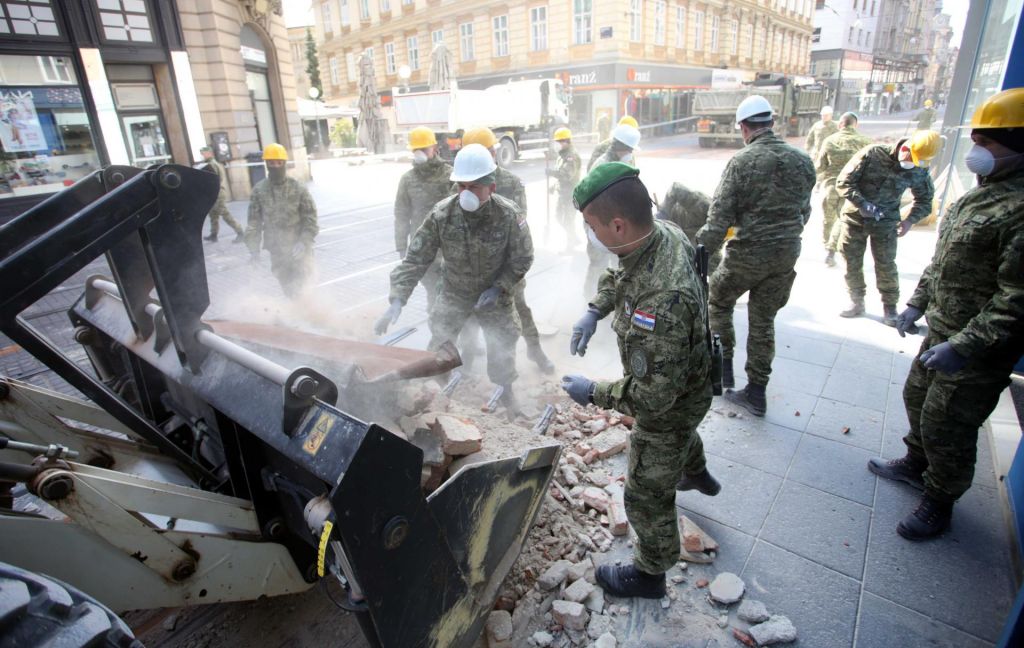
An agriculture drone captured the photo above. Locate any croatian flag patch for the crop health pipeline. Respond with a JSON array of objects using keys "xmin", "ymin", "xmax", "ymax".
[{"xmin": 632, "ymin": 309, "xmax": 656, "ymax": 331}]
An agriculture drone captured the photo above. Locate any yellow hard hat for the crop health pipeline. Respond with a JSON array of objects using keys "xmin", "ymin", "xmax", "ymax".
[
  {"xmin": 408, "ymin": 126, "xmax": 437, "ymax": 150},
  {"xmin": 553, "ymin": 127, "xmax": 572, "ymax": 141},
  {"xmin": 909, "ymin": 130, "xmax": 941, "ymax": 166},
  {"xmin": 462, "ymin": 127, "xmax": 497, "ymax": 149},
  {"xmin": 924, "ymin": 99, "xmax": 934, "ymax": 108},
  {"xmin": 262, "ymin": 143, "xmax": 288, "ymax": 161},
  {"xmin": 618, "ymin": 116, "xmax": 639, "ymax": 128},
  {"xmin": 970, "ymin": 87, "xmax": 1024, "ymax": 129}
]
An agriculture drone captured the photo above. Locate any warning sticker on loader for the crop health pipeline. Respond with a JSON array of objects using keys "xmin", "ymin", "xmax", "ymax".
[{"xmin": 303, "ymin": 412, "xmax": 333, "ymax": 456}]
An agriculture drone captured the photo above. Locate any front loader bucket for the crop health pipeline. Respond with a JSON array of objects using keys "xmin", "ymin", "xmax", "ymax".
[{"xmin": 327, "ymin": 422, "xmax": 559, "ymax": 648}]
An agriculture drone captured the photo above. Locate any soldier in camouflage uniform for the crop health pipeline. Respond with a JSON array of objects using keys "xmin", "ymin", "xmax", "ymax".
[
  {"xmin": 697, "ymin": 95, "xmax": 816, "ymax": 417},
  {"xmin": 915, "ymin": 99, "xmax": 937, "ymax": 130},
  {"xmin": 200, "ymin": 146, "xmax": 244, "ymax": 243},
  {"xmin": 815, "ymin": 112, "xmax": 873, "ymax": 266},
  {"xmin": 656, "ymin": 182, "xmax": 718, "ymax": 271},
  {"xmin": 548, "ymin": 128, "xmax": 582, "ymax": 251},
  {"xmin": 244, "ymin": 144, "xmax": 318, "ymax": 298},
  {"xmin": 587, "ymin": 115, "xmax": 639, "ymax": 171},
  {"xmin": 804, "ymin": 105, "xmax": 838, "ymax": 162},
  {"xmin": 375, "ymin": 144, "xmax": 534, "ymax": 410},
  {"xmin": 868, "ymin": 88, "xmax": 1024, "ymax": 541},
  {"xmin": 835, "ymin": 130, "xmax": 937, "ymax": 325},
  {"xmin": 394, "ymin": 127, "xmax": 454, "ymax": 309},
  {"xmin": 561, "ymin": 162, "xmax": 715, "ymax": 599}
]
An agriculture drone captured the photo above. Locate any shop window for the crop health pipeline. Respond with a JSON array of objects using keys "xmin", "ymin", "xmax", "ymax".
[
  {"xmin": 0, "ymin": 0, "xmax": 60, "ymax": 37},
  {"xmin": 0, "ymin": 54, "xmax": 101, "ymax": 199},
  {"xmin": 95, "ymin": 0, "xmax": 153, "ymax": 43}
]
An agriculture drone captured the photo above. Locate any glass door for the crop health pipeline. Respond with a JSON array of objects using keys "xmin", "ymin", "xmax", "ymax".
[{"xmin": 121, "ymin": 114, "xmax": 170, "ymax": 167}]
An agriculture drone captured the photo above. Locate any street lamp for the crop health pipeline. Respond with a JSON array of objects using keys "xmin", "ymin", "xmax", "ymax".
[{"xmin": 308, "ymin": 86, "xmax": 322, "ymax": 154}]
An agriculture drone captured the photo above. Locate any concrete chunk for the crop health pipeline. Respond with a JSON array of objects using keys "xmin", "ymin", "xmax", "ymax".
[
  {"xmin": 537, "ymin": 559, "xmax": 573, "ymax": 590},
  {"xmin": 563, "ymin": 578, "xmax": 594, "ymax": 603},
  {"xmin": 737, "ymin": 599, "xmax": 770, "ymax": 624},
  {"xmin": 749, "ymin": 615, "xmax": 798, "ymax": 645},
  {"xmin": 709, "ymin": 572, "xmax": 745, "ymax": 604},
  {"xmin": 484, "ymin": 610, "xmax": 512, "ymax": 647},
  {"xmin": 587, "ymin": 613, "xmax": 613, "ymax": 639},
  {"xmin": 608, "ymin": 489, "xmax": 629, "ymax": 536},
  {"xmin": 582, "ymin": 487, "xmax": 610, "ymax": 513},
  {"xmin": 551, "ymin": 600, "xmax": 588, "ymax": 631},
  {"xmin": 594, "ymin": 633, "xmax": 617, "ymax": 648},
  {"xmin": 588, "ymin": 426, "xmax": 630, "ymax": 458},
  {"xmin": 431, "ymin": 414, "xmax": 482, "ymax": 456}
]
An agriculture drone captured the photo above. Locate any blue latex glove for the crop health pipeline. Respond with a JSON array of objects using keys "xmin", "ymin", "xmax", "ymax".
[
  {"xmin": 374, "ymin": 299, "xmax": 402, "ymax": 336},
  {"xmin": 561, "ymin": 374, "xmax": 595, "ymax": 406},
  {"xmin": 570, "ymin": 308, "xmax": 602, "ymax": 356},
  {"xmin": 474, "ymin": 286, "xmax": 501, "ymax": 311},
  {"xmin": 858, "ymin": 201, "xmax": 881, "ymax": 221},
  {"xmin": 920, "ymin": 341, "xmax": 967, "ymax": 374},
  {"xmin": 896, "ymin": 306, "xmax": 923, "ymax": 337}
]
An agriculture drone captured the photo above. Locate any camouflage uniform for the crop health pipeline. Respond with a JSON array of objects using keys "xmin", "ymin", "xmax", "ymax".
[
  {"xmin": 915, "ymin": 107, "xmax": 937, "ymax": 130},
  {"xmin": 657, "ymin": 182, "xmax": 717, "ymax": 271},
  {"xmin": 815, "ymin": 126, "xmax": 873, "ymax": 251},
  {"xmin": 697, "ymin": 130, "xmax": 815, "ymax": 386},
  {"xmin": 584, "ymin": 148, "xmax": 628, "ymax": 296},
  {"xmin": 902, "ymin": 167, "xmax": 1024, "ymax": 503},
  {"xmin": 389, "ymin": 193, "xmax": 534, "ymax": 386},
  {"xmin": 552, "ymin": 144, "xmax": 582, "ymax": 245},
  {"xmin": 587, "ymin": 138, "xmax": 613, "ymax": 172},
  {"xmin": 835, "ymin": 142, "xmax": 934, "ymax": 307},
  {"xmin": 245, "ymin": 176, "xmax": 318, "ymax": 297},
  {"xmin": 589, "ymin": 220, "xmax": 712, "ymax": 575},
  {"xmin": 394, "ymin": 157, "xmax": 454, "ymax": 307},
  {"xmin": 204, "ymin": 158, "xmax": 243, "ymax": 238},
  {"xmin": 804, "ymin": 119, "xmax": 839, "ymax": 161}
]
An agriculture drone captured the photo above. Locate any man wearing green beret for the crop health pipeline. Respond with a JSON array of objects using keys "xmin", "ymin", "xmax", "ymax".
[
  {"xmin": 199, "ymin": 146, "xmax": 244, "ymax": 243},
  {"xmin": 561, "ymin": 162, "xmax": 717, "ymax": 599}
]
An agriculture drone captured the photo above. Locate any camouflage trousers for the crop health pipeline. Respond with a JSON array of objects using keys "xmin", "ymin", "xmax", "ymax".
[
  {"xmin": 459, "ymin": 280, "xmax": 540, "ymax": 356},
  {"xmin": 429, "ymin": 288, "xmax": 521, "ymax": 385},
  {"xmin": 822, "ymin": 186, "xmax": 844, "ymax": 252},
  {"xmin": 270, "ymin": 252, "xmax": 314, "ymax": 298},
  {"xmin": 709, "ymin": 243, "xmax": 799, "ymax": 386},
  {"xmin": 838, "ymin": 219, "xmax": 899, "ymax": 306},
  {"xmin": 584, "ymin": 239, "xmax": 616, "ymax": 299},
  {"xmin": 420, "ymin": 261, "xmax": 442, "ymax": 310},
  {"xmin": 556, "ymin": 189, "xmax": 579, "ymax": 248},
  {"xmin": 207, "ymin": 195, "xmax": 243, "ymax": 237},
  {"xmin": 626, "ymin": 410, "xmax": 710, "ymax": 574},
  {"xmin": 902, "ymin": 334, "xmax": 1009, "ymax": 503}
]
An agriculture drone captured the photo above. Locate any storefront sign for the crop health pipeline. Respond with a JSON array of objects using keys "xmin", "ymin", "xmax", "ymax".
[
  {"xmin": 626, "ymin": 68, "xmax": 652, "ymax": 83},
  {"xmin": 0, "ymin": 90, "xmax": 47, "ymax": 152},
  {"xmin": 240, "ymin": 45, "xmax": 267, "ymax": 65}
]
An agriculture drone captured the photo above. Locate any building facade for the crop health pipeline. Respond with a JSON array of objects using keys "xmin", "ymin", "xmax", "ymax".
[
  {"xmin": 923, "ymin": 10, "xmax": 955, "ymax": 105},
  {"xmin": 870, "ymin": 0, "xmax": 936, "ymax": 113},
  {"xmin": 314, "ymin": 0, "xmax": 814, "ymax": 135},
  {"xmin": 810, "ymin": 0, "xmax": 882, "ymax": 114},
  {"xmin": 0, "ymin": 0, "xmax": 306, "ymax": 220}
]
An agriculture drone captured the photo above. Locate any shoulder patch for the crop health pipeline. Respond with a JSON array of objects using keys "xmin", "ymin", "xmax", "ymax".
[
  {"xmin": 632, "ymin": 309, "xmax": 656, "ymax": 332},
  {"xmin": 629, "ymin": 348, "xmax": 649, "ymax": 378},
  {"xmin": 518, "ymin": 218, "xmax": 528, "ymax": 230}
]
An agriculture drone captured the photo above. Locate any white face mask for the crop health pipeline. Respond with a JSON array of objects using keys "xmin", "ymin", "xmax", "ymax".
[
  {"xmin": 965, "ymin": 145, "xmax": 995, "ymax": 176},
  {"xmin": 899, "ymin": 160, "xmax": 916, "ymax": 170},
  {"xmin": 412, "ymin": 150, "xmax": 428, "ymax": 165},
  {"xmin": 459, "ymin": 189, "xmax": 481, "ymax": 212},
  {"xmin": 619, "ymin": 152, "xmax": 634, "ymax": 164},
  {"xmin": 586, "ymin": 223, "xmax": 654, "ymax": 255}
]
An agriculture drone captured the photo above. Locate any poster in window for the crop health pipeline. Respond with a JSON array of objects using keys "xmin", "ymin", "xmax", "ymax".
[{"xmin": 0, "ymin": 90, "xmax": 47, "ymax": 152}]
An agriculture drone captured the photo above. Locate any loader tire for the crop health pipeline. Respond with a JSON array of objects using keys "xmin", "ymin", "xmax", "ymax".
[{"xmin": 0, "ymin": 561, "xmax": 141, "ymax": 648}]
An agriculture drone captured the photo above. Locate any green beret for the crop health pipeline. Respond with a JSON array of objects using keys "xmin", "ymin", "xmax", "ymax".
[
  {"xmin": 200, "ymin": 146, "xmax": 213, "ymax": 153},
  {"xmin": 572, "ymin": 162, "xmax": 640, "ymax": 211}
]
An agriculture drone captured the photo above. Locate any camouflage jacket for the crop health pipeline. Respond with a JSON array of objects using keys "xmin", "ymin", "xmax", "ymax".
[
  {"xmin": 697, "ymin": 130, "xmax": 815, "ymax": 252},
  {"xmin": 394, "ymin": 157, "xmax": 454, "ymax": 254},
  {"xmin": 389, "ymin": 193, "xmax": 534, "ymax": 304},
  {"xmin": 204, "ymin": 158, "xmax": 229, "ymax": 199},
  {"xmin": 658, "ymin": 182, "xmax": 710, "ymax": 245},
  {"xmin": 805, "ymin": 119, "xmax": 839, "ymax": 160},
  {"xmin": 916, "ymin": 107, "xmax": 936, "ymax": 130},
  {"xmin": 589, "ymin": 221, "xmax": 711, "ymax": 429},
  {"xmin": 907, "ymin": 167, "xmax": 1024, "ymax": 374},
  {"xmin": 588, "ymin": 138, "xmax": 613, "ymax": 172},
  {"xmin": 245, "ymin": 176, "xmax": 318, "ymax": 257},
  {"xmin": 836, "ymin": 142, "xmax": 934, "ymax": 225},
  {"xmin": 815, "ymin": 127, "xmax": 873, "ymax": 185},
  {"xmin": 552, "ymin": 146, "xmax": 582, "ymax": 189},
  {"xmin": 494, "ymin": 166, "xmax": 527, "ymax": 210}
]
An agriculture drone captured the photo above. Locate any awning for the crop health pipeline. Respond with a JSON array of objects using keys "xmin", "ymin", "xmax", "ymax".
[{"xmin": 297, "ymin": 97, "xmax": 359, "ymax": 119}]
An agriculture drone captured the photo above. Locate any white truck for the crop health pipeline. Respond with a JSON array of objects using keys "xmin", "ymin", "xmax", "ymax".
[{"xmin": 392, "ymin": 78, "xmax": 570, "ymax": 166}]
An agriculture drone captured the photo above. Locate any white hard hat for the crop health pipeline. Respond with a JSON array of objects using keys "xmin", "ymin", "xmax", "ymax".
[
  {"xmin": 736, "ymin": 95, "xmax": 774, "ymax": 124},
  {"xmin": 611, "ymin": 124, "xmax": 641, "ymax": 149},
  {"xmin": 821, "ymin": 105, "xmax": 834, "ymax": 115},
  {"xmin": 450, "ymin": 143, "xmax": 498, "ymax": 182}
]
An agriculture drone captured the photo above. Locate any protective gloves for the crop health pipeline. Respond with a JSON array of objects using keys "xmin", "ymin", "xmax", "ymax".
[
  {"xmin": 895, "ymin": 306, "xmax": 923, "ymax": 338},
  {"xmin": 920, "ymin": 341, "xmax": 967, "ymax": 374},
  {"xmin": 896, "ymin": 219, "xmax": 914, "ymax": 237},
  {"xmin": 858, "ymin": 201, "xmax": 881, "ymax": 221},
  {"xmin": 291, "ymin": 242, "xmax": 308, "ymax": 261},
  {"xmin": 570, "ymin": 308, "xmax": 602, "ymax": 356},
  {"xmin": 374, "ymin": 299, "xmax": 402, "ymax": 336},
  {"xmin": 474, "ymin": 286, "xmax": 501, "ymax": 311},
  {"xmin": 561, "ymin": 374, "xmax": 595, "ymax": 407}
]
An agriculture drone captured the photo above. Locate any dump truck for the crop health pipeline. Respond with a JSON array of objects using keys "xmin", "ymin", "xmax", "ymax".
[
  {"xmin": 0, "ymin": 164, "xmax": 559, "ymax": 647},
  {"xmin": 694, "ymin": 73, "xmax": 827, "ymax": 147},
  {"xmin": 392, "ymin": 78, "xmax": 570, "ymax": 166}
]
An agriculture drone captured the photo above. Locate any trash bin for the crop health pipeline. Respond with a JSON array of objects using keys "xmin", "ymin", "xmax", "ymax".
[{"xmin": 246, "ymin": 152, "xmax": 265, "ymax": 188}]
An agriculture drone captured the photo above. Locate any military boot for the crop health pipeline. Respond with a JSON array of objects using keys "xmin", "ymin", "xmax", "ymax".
[
  {"xmin": 724, "ymin": 383, "xmax": 766, "ymax": 417},
  {"xmin": 867, "ymin": 454, "xmax": 926, "ymax": 490},
  {"xmin": 499, "ymin": 384, "xmax": 521, "ymax": 419},
  {"xmin": 721, "ymin": 358, "xmax": 735, "ymax": 389},
  {"xmin": 676, "ymin": 469, "xmax": 721, "ymax": 496},
  {"xmin": 839, "ymin": 300, "xmax": 865, "ymax": 318},
  {"xmin": 232, "ymin": 232, "xmax": 245, "ymax": 244},
  {"xmin": 825, "ymin": 250, "xmax": 836, "ymax": 267},
  {"xmin": 897, "ymin": 493, "xmax": 953, "ymax": 541},
  {"xmin": 526, "ymin": 340, "xmax": 555, "ymax": 374},
  {"xmin": 203, "ymin": 233, "xmax": 217, "ymax": 242},
  {"xmin": 595, "ymin": 563, "xmax": 666, "ymax": 599},
  {"xmin": 882, "ymin": 305, "xmax": 899, "ymax": 327}
]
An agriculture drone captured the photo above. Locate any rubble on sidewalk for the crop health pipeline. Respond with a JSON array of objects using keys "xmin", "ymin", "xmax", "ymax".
[{"xmin": 749, "ymin": 615, "xmax": 798, "ymax": 645}]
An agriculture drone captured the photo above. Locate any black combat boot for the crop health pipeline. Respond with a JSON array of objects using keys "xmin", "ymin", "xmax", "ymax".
[
  {"xmin": 840, "ymin": 300, "xmax": 865, "ymax": 318},
  {"xmin": 203, "ymin": 233, "xmax": 217, "ymax": 242},
  {"xmin": 897, "ymin": 493, "xmax": 953, "ymax": 541},
  {"xmin": 724, "ymin": 382, "xmax": 766, "ymax": 417},
  {"xmin": 867, "ymin": 454, "xmax": 926, "ymax": 490},
  {"xmin": 232, "ymin": 232, "xmax": 245, "ymax": 243},
  {"xmin": 499, "ymin": 384, "xmax": 521, "ymax": 419},
  {"xmin": 595, "ymin": 563, "xmax": 666, "ymax": 599},
  {"xmin": 882, "ymin": 305, "xmax": 899, "ymax": 327},
  {"xmin": 675, "ymin": 468, "xmax": 722, "ymax": 496},
  {"xmin": 526, "ymin": 340, "xmax": 555, "ymax": 374},
  {"xmin": 721, "ymin": 358, "xmax": 735, "ymax": 389},
  {"xmin": 825, "ymin": 250, "xmax": 836, "ymax": 267}
]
